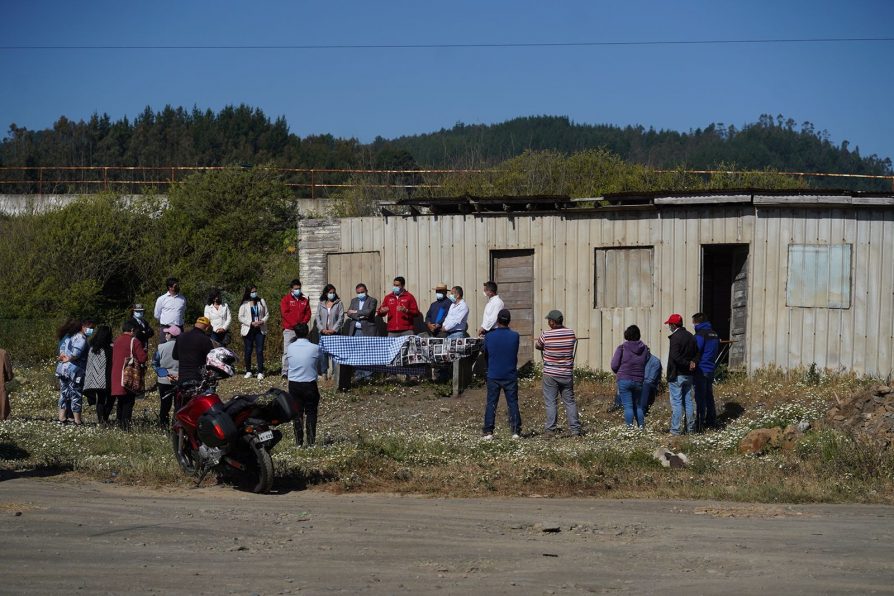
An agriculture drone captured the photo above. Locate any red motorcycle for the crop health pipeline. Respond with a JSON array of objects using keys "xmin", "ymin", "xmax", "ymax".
[{"xmin": 170, "ymin": 348, "xmax": 299, "ymax": 493}]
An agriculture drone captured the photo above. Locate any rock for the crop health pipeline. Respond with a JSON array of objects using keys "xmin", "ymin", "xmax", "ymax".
[
  {"xmin": 781, "ymin": 425, "xmax": 804, "ymax": 451},
  {"xmin": 534, "ymin": 522, "xmax": 561, "ymax": 532},
  {"xmin": 797, "ymin": 420, "xmax": 811, "ymax": 433},
  {"xmin": 873, "ymin": 385, "xmax": 892, "ymax": 396},
  {"xmin": 738, "ymin": 428, "xmax": 782, "ymax": 455}
]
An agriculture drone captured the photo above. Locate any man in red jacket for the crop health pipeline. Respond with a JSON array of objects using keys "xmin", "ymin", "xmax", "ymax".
[
  {"xmin": 377, "ymin": 276, "xmax": 420, "ymax": 337},
  {"xmin": 280, "ymin": 279, "xmax": 311, "ymax": 377}
]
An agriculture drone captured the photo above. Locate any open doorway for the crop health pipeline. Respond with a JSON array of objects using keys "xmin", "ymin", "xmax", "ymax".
[{"xmin": 701, "ymin": 244, "xmax": 749, "ymax": 368}]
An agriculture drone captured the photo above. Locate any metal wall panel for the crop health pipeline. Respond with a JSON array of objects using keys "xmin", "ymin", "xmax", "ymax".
[{"xmin": 313, "ymin": 205, "xmax": 894, "ymax": 377}]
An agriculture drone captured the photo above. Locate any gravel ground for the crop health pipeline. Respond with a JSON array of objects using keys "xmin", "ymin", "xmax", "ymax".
[{"xmin": 1, "ymin": 476, "xmax": 893, "ymax": 594}]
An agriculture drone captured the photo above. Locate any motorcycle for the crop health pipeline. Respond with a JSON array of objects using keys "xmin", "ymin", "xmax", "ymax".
[{"xmin": 170, "ymin": 348, "xmax": 299, "ymax": 493}]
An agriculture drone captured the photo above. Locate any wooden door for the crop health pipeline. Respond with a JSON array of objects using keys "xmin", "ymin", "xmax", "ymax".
[
  {"xmin": 327, "ymin": 252, "xmax": 383, "ymax": 332},
  {"xmin": 491, "ymin": 249, "xmax": 535, "ymax": 366}
]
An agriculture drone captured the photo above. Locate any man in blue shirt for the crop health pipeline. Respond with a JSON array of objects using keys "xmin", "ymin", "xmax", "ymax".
[
  {"xmin": 481, "ymin": 309, "xmax": 522, "ymax": 440},
  {"xmin": 286, "ymin": 323, "xmax": 321, "ymax": 447},
  {"xmin": 424, "ymin": 283, "xmax": 452, "ymax": 337},
  {"xmin": 692, "ymin": 312, "xmax": 720, "ymax": 432}
]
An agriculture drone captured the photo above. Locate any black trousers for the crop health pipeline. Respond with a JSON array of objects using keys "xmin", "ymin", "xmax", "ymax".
[
  {"xmin": 158, "ymin": 383, "xmax": 176, "ymax": 426},
  {"xmin": 116, "ymin": 392, "xmax": 136, "ymax": 430},
  {"xmin": 85, "ymin": 389, "xmax": 114, "ymax": 423},
  {"xmin": 289, "ymin": 380, "xmax": 320, "ymax": 446}
]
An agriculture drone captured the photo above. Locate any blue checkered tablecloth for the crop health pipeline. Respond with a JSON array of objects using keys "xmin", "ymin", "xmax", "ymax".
[{"xmin": 318, "ymin": 336, "xmax": 410, "ymax": 366}]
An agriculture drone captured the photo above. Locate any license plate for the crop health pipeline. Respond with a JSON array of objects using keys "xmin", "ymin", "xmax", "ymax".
[{"xmin": 257, "ymin": 430, "xmax": 274, "ymax": 442}]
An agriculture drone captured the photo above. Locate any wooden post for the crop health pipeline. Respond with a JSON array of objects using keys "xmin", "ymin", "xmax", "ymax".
[
  {"xmin": 335, "ymin": 363, "xmax": 353, "ymax": 392},
  {"xmin": 452, "ymin": 357, "xmax": 474, "ymax": 398}
]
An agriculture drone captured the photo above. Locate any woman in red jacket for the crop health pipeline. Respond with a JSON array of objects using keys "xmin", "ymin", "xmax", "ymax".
[{"xmin": 111, "ymin": 320, "xmax": 147, "ymax": 430}]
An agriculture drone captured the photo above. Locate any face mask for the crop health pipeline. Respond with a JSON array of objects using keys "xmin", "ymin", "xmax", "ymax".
[
  {"xmin": 392, "ymin": 286, "xmax": 401, "ymax": 294},
  {"xmin": 448, "ymin": 294, "xmax": 456, "ymax": 303},
  {"xmin": 357, "ymin": 292, "xmax": 366, "ymax": 299},
  {"xmin": 250, "ymin": 292, "xmax": 258, "ymax": 299},
  {"xmin": 85, "ymin": 328, "xmax": 94, "ymax": 337},
  {"xmin": 483, "ymin": 291, "xmax": 489, "ymax": 298},
  {"xmin": 292, "ymin": 289, "xmax": 301, "ymax": 297},
  {"xmin": 327, "ymin": 293, "xmax": 336, "ymax": 301},
  {"xmin": 133, "ymin": 312, "xmax": 143, "ymax": 319},
  {"xmin": 435, "ymin": 292, "xmax": 444, "ymax": 300}
]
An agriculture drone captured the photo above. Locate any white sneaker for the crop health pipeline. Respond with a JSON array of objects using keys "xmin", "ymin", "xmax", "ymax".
[
  {"xmin": 481, "ymin": 434, "xmax": 494, "ymax": 441},
  {"xmin": 257, "ymin": 373, "xmax": 265, "ymax": 381},
  {"xmin": 511, "ymin": 434, "xmax": 520, "ymax": 440},
  {"xmin": 244, "ymin": 372, "xmax": 253, "ymax": 379}
]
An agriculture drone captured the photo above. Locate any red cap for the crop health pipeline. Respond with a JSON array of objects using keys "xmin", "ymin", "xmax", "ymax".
[{"xmin": 664, "ymin": 313, "xmax": 683, "ymax": 325}]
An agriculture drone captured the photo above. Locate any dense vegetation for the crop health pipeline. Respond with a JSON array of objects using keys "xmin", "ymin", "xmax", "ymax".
[
  {"xmin": 0, "ymin": 168, "xmax": 299, "ymax": 363},
  {"xmin": 1, "ymin": 107, "xmax": 890, "ymax": 192}
]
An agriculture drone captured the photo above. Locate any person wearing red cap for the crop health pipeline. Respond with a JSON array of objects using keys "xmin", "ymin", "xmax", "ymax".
[{"xmin": 665, "ymin": 313, "xmax": 698, "ymax": 435}]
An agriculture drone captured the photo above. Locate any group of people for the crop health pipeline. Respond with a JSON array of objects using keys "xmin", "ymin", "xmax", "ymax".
[
  {"xmin": 609, "ymin": 313, "xmax": 719, "ymax": 435},
  {"xmin": 49, "ymin": 271, "xmax": 721, "ymax": 442}
]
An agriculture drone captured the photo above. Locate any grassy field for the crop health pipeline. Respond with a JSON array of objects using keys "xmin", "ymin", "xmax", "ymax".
[{"xmin": 1, "ymin": 363, "xmax": 892, "ymax": 503}]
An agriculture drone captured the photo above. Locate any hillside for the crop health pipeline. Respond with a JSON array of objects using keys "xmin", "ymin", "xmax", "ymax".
[{"xmin": 1, "ymin": 107, "xmax": 891, "ymax": 191}]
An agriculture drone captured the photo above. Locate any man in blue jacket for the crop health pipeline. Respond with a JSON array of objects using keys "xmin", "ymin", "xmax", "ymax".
[
  {"xmin": 481, "ymin": 309, "xmax": 521, "ymax": 440},
  {"xmin": 692, "ymin": 312, "xmax": 720, "ymax": 431}
]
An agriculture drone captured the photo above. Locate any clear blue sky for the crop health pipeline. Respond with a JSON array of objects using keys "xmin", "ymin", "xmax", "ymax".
[{"xmin": 2, "ymin": 0, "xmax": 892, "ymax": 162}]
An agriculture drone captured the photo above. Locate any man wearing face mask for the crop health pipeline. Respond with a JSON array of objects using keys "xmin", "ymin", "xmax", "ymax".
[
  {"xmin": 441, "ymin": 286, "xmax": 469, "ymax": 339},
  {"xmin": 377, "ymin": 276, "xmax": 420, "ymax": 337},
  {"xmin": 346, "ymin": 283, "xmax": 378, "ymax": 337},
  {"xmin": 128, "ymin": 303, "xmax": 154, "ymax": 351},
  {"xmin": 424, "ymin": 283, "xmax": 452, "ymax": 337},
  {"xmin": 154, "ymin": 277, "xmax": 187, "ymax": 345},
  {"xmin": 280, "ymin": 279, "xmax": 311, "ymax": 377},
  {"xmin": 345, "ymin": 283, "xmax": 378, "ymax": 382},
  {"xmin": 477, "ymin": 281, "xmax": 505, "ymax": 337}
]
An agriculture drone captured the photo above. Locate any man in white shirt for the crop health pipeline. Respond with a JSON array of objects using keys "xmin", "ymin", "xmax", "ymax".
[
  {"xmin": 477, "ymin": 281, "xmax": 504, "ymax": 337},
  {"xmin": 154, "ymin": 277, "xmax": 187, "ymax": 344},
  {"xmin": 442, "ymin": 286, "xmax": 469, "ymax": 338}
]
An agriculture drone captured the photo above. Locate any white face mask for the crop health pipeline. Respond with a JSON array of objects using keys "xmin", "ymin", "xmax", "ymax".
[
  {"xmin": 392, "ymin": 286, "xmax": 401, "ymax": 294},
  {"xmin": 435, "ymin": 292, "xmax": 444, "ymax": 300},
  {"xmin": 327, "ymin": 293, "xmax": 336, "ymax": 301},
  {"xmin": 292, "ymin": 289, "xmax": 301, "ymax": 297},
  {"xmin": 448, "ymin": 294, "xmax": 456, "ymax": 303},
  {"xmin": 357, "ymin": 292, "xmax": 366, "ymax": 299}
]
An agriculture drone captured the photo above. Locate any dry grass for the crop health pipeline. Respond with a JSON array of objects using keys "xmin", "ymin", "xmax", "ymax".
[{"xmin": 2, "ymin": 363, "xmax": 892, "ymax": 502}]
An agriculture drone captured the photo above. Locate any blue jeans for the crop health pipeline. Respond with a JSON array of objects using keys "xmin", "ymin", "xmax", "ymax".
[
  {"xmin": 640, "ymin": 382, "xmax": 657, "ymax": 418},
  {"xmin": 543, "ymin": 375, "xmax": 580, "ymax": 434},
  {"xmin": 617, "ymin": 379, "xmax": 644, "ymax": 427},
  {"xmin": 483, "ymin": 377, "xmax": 521, "ymax": 435},
  {"xmin": 243, "ymin": 329, "xmax": 265, "ymax": 374},
  {"xmin": 693, "ymin": 369, "xmax": 717, "ymax": 430},
  {"xmin": 668, "ymin": 375, "xmax": 695, "ymax": 435}
]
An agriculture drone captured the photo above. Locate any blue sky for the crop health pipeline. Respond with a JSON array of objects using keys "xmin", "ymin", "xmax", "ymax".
[{"xmin": 2, "ymin": 0, "xmax": 892, "ymax": 161}]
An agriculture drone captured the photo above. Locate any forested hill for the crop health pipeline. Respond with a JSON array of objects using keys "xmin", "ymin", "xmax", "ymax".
[
  {"xmin": 1, "ymin": 106, "xmax": 891, "ymax": 183},
  {"xmin": 384, "ymin": 115, "xmax": 893, "ymax": 176}
]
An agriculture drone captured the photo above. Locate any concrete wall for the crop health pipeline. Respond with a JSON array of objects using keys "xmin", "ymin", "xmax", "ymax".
[{"xmin": 0, "ymin": 194, "xmax": 335, "ymax": 216}]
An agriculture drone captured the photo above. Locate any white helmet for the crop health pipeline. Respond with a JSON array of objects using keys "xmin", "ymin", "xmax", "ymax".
[{"xmin": 205, "ymin": 347, "xmax": 236, "ymax": 379}]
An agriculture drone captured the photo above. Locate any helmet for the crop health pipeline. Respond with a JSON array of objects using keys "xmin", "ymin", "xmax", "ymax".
[{"xmin": 205, "ymin": 347, "xmax": 236, "ymax": 379}]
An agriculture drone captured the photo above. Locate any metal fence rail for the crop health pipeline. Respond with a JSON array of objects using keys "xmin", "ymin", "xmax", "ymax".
[{"xmin": 0, "ymin": 165, "xmax": 891, "ymax": 197}]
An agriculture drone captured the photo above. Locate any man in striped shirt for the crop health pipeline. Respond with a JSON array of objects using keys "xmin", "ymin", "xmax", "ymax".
[{"xmin": 535, "ymin": 310, "xmax": 581, "ymax": 437}]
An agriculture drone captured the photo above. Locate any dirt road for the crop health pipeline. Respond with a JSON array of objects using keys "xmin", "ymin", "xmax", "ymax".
[{"xmin": 1, "ymin": 476, "xmax": 893, "ymax": 594}]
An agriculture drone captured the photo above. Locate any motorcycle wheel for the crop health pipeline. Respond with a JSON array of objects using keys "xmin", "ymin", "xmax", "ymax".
[
  {"xmin": 231, "ymin": 444, "xmax": 274, "ymax": 494},
  {"xmin": 170, "ymin": 429, "xmax": 198, "ymax": 475}
]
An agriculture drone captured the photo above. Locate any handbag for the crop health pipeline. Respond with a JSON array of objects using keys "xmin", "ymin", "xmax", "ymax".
[{"xmin": 122, "ymin": 337, "xmax": 146, "ymax": 394}]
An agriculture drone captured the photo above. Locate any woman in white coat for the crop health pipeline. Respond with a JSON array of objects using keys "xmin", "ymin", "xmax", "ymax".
[
  {"xmin": 238, "ymin": 285, "xmax": 269, "ymax": 379},
  {"xmin": 204, "ymin": 289, "xmax": 232, "ymax": 345}
]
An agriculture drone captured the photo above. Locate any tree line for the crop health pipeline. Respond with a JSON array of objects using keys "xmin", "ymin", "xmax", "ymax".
[{"xmin": 1, "ymin": 107, "xmax": 891, "ymax": 192}]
